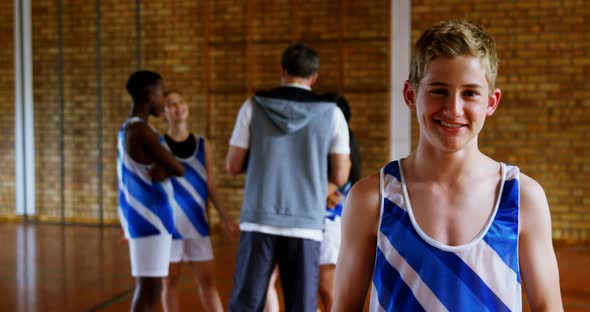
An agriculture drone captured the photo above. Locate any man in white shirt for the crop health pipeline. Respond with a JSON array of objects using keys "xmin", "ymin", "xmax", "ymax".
[{"xmin": 225, "ymin": 44, "xmax": 351, "ymax": 312}]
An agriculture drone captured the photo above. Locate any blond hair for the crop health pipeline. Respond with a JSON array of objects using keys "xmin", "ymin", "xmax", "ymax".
[{"xmin": 408, "ymin": 19, "xmax": 499, "ymax": 92}]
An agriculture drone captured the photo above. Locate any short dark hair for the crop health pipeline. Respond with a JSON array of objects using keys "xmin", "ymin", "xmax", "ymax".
[
  {"xmin": 281, "ymin": 44, "xmax": 319, "ymax": 78},
  {"xmin": 126, "ymin": 70, "xmax": 162, "ymax": 102}
]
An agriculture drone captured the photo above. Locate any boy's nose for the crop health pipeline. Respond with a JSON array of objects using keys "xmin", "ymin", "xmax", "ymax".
[{"xmin": 446, "ymin": 94, "xmax": 464, "ymax": 117}]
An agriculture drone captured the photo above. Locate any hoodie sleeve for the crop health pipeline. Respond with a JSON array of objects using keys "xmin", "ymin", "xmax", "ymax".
[{"xmin": 229, "ymin": 99, "xmax": 252, "ymax": 149}]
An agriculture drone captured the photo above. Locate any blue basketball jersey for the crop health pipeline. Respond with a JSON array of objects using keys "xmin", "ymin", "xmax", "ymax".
[
  {"xmin": 370, "ymin": 160, "xmax": 522, "ymax": 312},
  {"xmin": 325, "ymin": 181, "xmax": 352, "ymax": 221},
  {"xmin": 161, "ymin": 135, "xmax": 210, "ymax": 239},
  {"xmin": 117, "ymin": 117, "xmax": 177, "ymax": 239}
]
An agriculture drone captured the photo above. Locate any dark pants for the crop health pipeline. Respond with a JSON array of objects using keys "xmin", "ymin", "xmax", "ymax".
[{"xmin": 228, "ymin": 231, "xmax": 321, "ymax": 312}]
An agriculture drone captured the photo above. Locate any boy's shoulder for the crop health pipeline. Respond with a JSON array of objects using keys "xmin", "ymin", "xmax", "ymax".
[
  {"xmin": 125, "ymin": 120, "xmax": 155, "ymax": 139},
  {"xmin": 192, "ymin": 133, "xmax": 209, "ymax": 146},
  {"xmin": 348, "ymin": 172, "xmax": 381, "ymax": 212},
  {"xmin": 192, "ymin": 132, "xmax": 206, "ymax": 140},
  {"xmin": 342, "ymin": 172, "xmax": 382, "ymax": 233},
  {"xmin": 518, "ymin": 171, "xmax": 547, "ymax": 210}
]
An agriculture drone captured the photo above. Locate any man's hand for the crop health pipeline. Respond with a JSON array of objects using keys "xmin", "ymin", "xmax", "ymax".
[
  {"xmin": 327, "ymin": 190, "xmax": 344, "ymax": 209},
  {"xmin": 221, "ymin": 217, "xmax": 240, "ymax": 241}
]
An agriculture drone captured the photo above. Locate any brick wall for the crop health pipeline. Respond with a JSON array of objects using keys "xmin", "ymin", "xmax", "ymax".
[
  {"xmin": 62, "ymin": 0, "xmax": 100, "ymax": 221},
  {"xmin": 7, "ymin": 0, "xmax": 587, "ymax": 241},
  {"xmin": 20, "ymin": 0, "xmax": 391, "ymax": 225},
  {"xmin": 32, "ymin": 0, "xmax": 61, "ymax": 220},
  {"xmin": 411, "ymin": 0, "xmax": 590, "ymax": 240},
  {"xmin": 204, "ymin": 0, "xmax": 392, "ymax": 223},
  {"xmin": 101, "ymin": 0, "xmax": 138, "ymax": 222},
  {"xmin": 0, "ymin": 0, "xmax": 15, "ymax": 218}
]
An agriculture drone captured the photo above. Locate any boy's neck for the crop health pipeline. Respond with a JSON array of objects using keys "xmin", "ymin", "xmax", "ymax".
[
  {"xmin": 408, "ymin": 141, "xmax": 488, "ymax": 183},
  {"xmin": 167, "ymin": 122, "xmax": 190, "ymax": 141},
  {"xmin": 130, "ymin": 103, "xmax": 150, "ymax": 121}
]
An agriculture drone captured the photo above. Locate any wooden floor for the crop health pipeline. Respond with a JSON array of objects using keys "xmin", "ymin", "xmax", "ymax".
[{"xmin": 0, "ymin": 222, "xmax": 588, "ymax": 312}]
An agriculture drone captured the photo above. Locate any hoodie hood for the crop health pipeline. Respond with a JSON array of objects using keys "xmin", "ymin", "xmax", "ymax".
[{"xmin": 253, "ymin": 95, "xmax": 335, "ymax": 134}]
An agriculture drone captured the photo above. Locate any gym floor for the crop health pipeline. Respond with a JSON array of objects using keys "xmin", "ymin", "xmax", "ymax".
[{"xmin": 0, "ymin": 222, "xmax": 588, "ymax": 311}]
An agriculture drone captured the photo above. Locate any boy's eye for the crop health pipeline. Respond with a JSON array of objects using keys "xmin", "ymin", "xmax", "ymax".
[{"xmin": 463, "ymin": 90, "xmax": 479, "ymax": 97}]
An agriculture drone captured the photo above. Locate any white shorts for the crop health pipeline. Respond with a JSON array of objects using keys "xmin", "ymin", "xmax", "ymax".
[
  {"xmin": 319, "ymin": 217, "xmax": 341, "ymax": 265},
  {"xmin": 170, "ymin": 236, "xmax": 214, "ymax": 263},
  {"xmin": 128, "ymin": 234, "xmax": 172, "ymax": 277}
]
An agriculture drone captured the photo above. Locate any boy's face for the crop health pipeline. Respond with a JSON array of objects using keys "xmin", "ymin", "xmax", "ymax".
[
  {"xmin": 404, "ymin": 55, "xmax": 501, "ymax": 152},
  {"xmin": 149, "ymin": 81, "xmax": 166, "ymax": 117},
  {"xmin": 164, "ymin": 92, "xmax": 189, "ymax": 123}
]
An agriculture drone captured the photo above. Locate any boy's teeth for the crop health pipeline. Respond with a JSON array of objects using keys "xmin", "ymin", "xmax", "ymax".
[{"xmin": 440, "ymin": 121, "xmax": 462, "ymax": 128}]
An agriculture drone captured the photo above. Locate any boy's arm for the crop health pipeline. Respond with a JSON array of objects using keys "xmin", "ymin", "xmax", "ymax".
[
  {"xmin": 125, "ymin": 123, "xmax": 184, "ymax": 179},
  {"xmin": 332, "ymin": 173, "xmax": 380, "ymax": 311},
  {"xmin": 329, "ymin": 154, "xmax": 351, "ymax": 187},
  {"xmin": 519, "ymin": 173, "xmax": 563, "ymax": 311},
  {"xmin": 226, "ymin": 100, "xmax": 252, "ymax": 176},
  {"xmin": 204, "ymin": 138, "xmax": 239, "ymax": 238},
  {"xmin": 225, "ymin": 145, "xmax": 249, "ymax": 176},
  {"xmin": 327, "ymin": 181, "xmax": 342, "ymax": 209},
  {"xmin": 329, "ymin": 108, "xmax": 351, "ymax": 186}
]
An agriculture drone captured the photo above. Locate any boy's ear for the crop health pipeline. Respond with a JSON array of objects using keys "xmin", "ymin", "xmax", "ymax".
[
  {"xmin": 403, "ymin": 81, "xmax": 417, "ymax": 112},
  {"xmin": 486, "ymin": 88, "xmax": 502, "ymax": 117}
]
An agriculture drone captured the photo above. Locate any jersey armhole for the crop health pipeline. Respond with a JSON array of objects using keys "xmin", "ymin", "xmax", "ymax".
[
  {"xmin": 369, "ymin": 168, "xmax": 386, "ymax": 285},
  {"xmin": 121, "ymin": 117, "xmax": 144, "ymax": 158},
  {"xmin": 377, "ymin": 168, "xmax": 385, "ymax": 238}
]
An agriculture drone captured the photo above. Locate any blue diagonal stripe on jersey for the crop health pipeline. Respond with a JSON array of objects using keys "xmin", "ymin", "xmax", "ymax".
[
  {"xmin": 373, "ymin": 248, "xmax": 426, "ymax": 311},
  {"xmin": 326, "ymin": 202, "xmax": 343, "ymax": 221},
  {"xmin": 383, "ymin": 161, "xmax": 401, "ymax": 181},
  {"xmin": 183, "ymin": 164, "xmax": 208, "ymax": 202},
  {"xmin": 483, "ymin": 179, "xmax": 520, "ymax": 283},
  {"xmin": 153, "ymin": 183, "xmax": 176, "ymax": 232},
  {"xmin": 171, "ymin": 228, "xmax": 182, "ymax": 239},
  {"xmin": 381, "ymin": 198, "xmax": 511, "ymax": 312},
  {"xmin": 118, "ymin": 191, "xmax": 161, "ymax": 238},
  {"xmin": 120, "ymin": 164, "xmax": 174, "ymax": 233},
  {"xmin": 325, "ymin": 181, "xmax": 351, "ymax": 220},
  {"xmin": 171, "ymin": 179, "xmax": 210, "ymax": 236}
]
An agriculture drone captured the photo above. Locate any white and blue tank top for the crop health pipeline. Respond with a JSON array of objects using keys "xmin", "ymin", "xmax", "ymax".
[
  {"xmin": 117, "ymin": 117, "xmax": 176, "ymax": 239},
  {"xmin": 325, "ymin": 181, "xmax": 352, "ymax": 221},
  {"xmin": 370, "ymin": 160, "xmax": 521, "ymax": 312},
  {"xmin": 161, "ymin": 135, "xmax": 210, "ymax": 239}
]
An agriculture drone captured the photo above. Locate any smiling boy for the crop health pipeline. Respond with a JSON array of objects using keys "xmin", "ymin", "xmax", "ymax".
[{"xmin": 332, "ymin": 20, "xmax": 563, "ymax": 312}]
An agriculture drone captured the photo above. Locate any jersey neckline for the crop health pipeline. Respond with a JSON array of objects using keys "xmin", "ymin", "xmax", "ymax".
[
  {"xmin": 163, "ymin": 133, "xmax": 200, "ymax": 161},
  {"xmin": 397, "ymin": 159, "xmax": 506, "ymax": 252}
]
